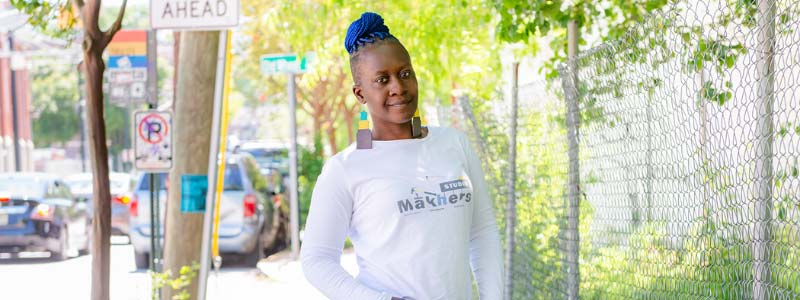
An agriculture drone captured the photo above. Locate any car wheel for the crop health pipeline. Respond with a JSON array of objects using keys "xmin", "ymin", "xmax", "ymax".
[
  {"xmin": 51, "ymin": 225, "xmax": 70, "ymax": 261},
  {"xmin": 260, "ymin": 202, "xmax": 285, "ymax": 254},
  {"xmin": 134, "ymin": 251, "xmax": 150, "ymax": 270}
]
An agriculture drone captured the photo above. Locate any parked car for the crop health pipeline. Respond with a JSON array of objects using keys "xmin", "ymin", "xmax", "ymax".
[
  {"xmin": 238, "ymin": 141, "xmax": 289, "ymax": 176},
  {"xmin": 0, "ymin": 173, "xmax": 91, "ymax": 260},
  {"xmin": 64, "ymin": 172, "xmax": 135, "ymax": 236},
  {"xmin": 238, "ymin": 141, "xmax": 289, "ymax": 202},
  {"xmin": 128, "ymin": 152, "xmax": 286, "ymax": 269}
]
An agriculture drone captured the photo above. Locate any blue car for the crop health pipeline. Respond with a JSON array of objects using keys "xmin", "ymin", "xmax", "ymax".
[{"xmin": 0, "ymin": 173, "xmax": 91, "ymax": 260}]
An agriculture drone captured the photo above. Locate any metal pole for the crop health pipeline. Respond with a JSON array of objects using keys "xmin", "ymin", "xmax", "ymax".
[
  {"xmin": 753, "ymin": 0, "xmax": 775, "ymax": 298},
  {"xmin": 198, "ymin": 30, "xmax": 228, "ymax": 300},
  {"xmin": 149, "ymin": 173, "xmax": 156, "ymax": 272},
  {"xmin": 7, "ymin": 34, "xmax": 21, "ymax": 172},
  {"xmin": 565, "ymin": 19, "xmax": 581, "ymax": 300},
  {"xmin": 153, "ymin": 175, "xmax": 161, "ymax": 273},
  {"xmin": 646, "ymin": 83, "xmax": 653, "ymax": 222},
  {"xmin": 144, "ymin": 29, "xmax": 162, "ymax": 300},
  {"xmin": 147, "ymin": 30, "xmax": 158, "ymax": 108},
  {"xmin": 503, "ymin": 62, "xmax": 519, "ymax": 300},
  {"xmin": 288, "ymin": 73, "xmax": 300, "ymax": 258}
]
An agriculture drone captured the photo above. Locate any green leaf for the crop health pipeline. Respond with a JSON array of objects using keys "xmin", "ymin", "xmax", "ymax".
[
  {"xmin": 725, "ymin": 55, "xmax": 735, "ymax": 68},
  {"xmin": 681, "ymin": 32, "xmax": 691, "ymax": 43}
]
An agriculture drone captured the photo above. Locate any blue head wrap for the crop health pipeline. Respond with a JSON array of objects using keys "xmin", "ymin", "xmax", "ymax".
[{"xmin": 345, "ymin": 12, "xmax": 394, "ymax": 54}]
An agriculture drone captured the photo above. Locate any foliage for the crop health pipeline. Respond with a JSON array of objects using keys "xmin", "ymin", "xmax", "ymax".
[
  {"xmin": 28, "ymin": 64, "xmax": 131, "ymax": 156},
  {"xmin": 492, "ymin": 0, "xmax": 670, "ymax": 79},
  {"xmin": 236, "ymin": 0, "xmax": 501, "ymax": 155},
  {"xmin": 30, "ymin": 65, "xmax": 80, "ymax": 146},
  {"xmin": 467, "ymin": 90, "xmax": 576, "ymax": 299},
  {"xmin": 151, "ymin": 262, "xmax": 200, "ymax": 300},
  {"xmin": 298, "ymin": 134, "xmax": 325, "ymax": 228},
  {"xmin": 9, "ymin": 0, "xmax": 78, "ymax": 39}
]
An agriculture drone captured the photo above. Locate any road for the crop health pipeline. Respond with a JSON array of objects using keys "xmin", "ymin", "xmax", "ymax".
[{"xmin": 0, "ymin": 237, "xmax": 349, "ymax": 300}]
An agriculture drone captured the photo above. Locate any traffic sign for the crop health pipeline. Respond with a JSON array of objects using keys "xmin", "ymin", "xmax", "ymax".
[
  {"xmin": 151, "ymin": 0, "xmax": 240, "ymax": 30},
  {"xmin": 260, "ymin": 53, "xmax": 315, "ymax": 75},
  {"xmin": 134, "ymin": 110, "xmax": 173, "ymax": 171},
  {"xmin": 108, "ymin": 30, "xmax": 147, "ymax": 56},
  {"xmin": 107, "ymin": 30, "xmax": 149, "ymax": 105}
]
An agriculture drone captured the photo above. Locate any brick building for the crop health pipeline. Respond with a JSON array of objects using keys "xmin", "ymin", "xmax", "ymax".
[{"xmin": 0, "ymin": 6, "xmax": 34, "ymax": 172}]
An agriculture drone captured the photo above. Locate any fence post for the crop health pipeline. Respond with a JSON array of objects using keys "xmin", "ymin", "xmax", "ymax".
[
  {"xmin": 753, "ymin": 0, "xmax": 775, "ymax": 299},
  {"xmin": 503, "ymin": 62, "xmax": 520, "ymax": 300},
  {"xmin": 563, "ymin": 20, "xmax": 581, "ymax": 300}
]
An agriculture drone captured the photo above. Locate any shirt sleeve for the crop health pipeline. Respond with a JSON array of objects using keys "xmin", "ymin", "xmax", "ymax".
[
  {"xmin": 460, "ymin": 132, "xmax": 504, "ymax": 300},
  {"xmin": 300, "ymin": 157, "xmax": 393, "ymax": 300}
]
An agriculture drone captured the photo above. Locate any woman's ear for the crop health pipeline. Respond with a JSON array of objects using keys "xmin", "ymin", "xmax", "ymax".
[{"xmin": 353, "ymin": 85, "xmax": 365, "ymax": 104}]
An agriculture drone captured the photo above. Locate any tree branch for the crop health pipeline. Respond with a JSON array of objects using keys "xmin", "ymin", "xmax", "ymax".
[
  {"xmin": 80, "ymin": 0, "xmax": 102, "ymax": 41},
  {"xmin": 100, "ymin": 0, "xmax": 128, "ymax": 49}
]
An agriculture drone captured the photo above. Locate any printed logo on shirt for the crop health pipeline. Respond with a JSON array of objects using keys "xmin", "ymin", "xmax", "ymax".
[{"xmin": 396, "ymin": 177, "xmax": 472, "ymax": 215}]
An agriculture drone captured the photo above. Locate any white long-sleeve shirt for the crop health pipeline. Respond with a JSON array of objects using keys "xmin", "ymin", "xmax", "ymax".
[{"xmin": 301, "ymin": 126, "xmax": 503, "ymax": 300}]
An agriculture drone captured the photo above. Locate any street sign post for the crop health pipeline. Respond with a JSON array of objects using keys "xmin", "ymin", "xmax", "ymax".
[
  {"xmin": 150, "ymin": 0, "xmax": 240, "ymax": 30},
  {"xmin": 107, "ymin": 30, "xmax": 148, "ymax": 105},
  {"xmin": 260, "ymin": 53, "xmax": 315, "ymax": 75},
  {"xmin": 134, "ymin": 110, "xmax": 173, "ymax": 171},
  {"xmin": 259, "ymin": 52, "xmax": 314, "ymax": 259}
]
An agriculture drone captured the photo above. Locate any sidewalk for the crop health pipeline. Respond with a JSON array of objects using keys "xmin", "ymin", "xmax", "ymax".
[{"xmin": 254, "ymin": 248, "xmax": 359, "ymax": 299}]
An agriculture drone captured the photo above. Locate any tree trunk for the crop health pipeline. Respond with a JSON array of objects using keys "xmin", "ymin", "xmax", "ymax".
[
  {"xmin": 84, "ymin": 41, "xmax": 112, "ymax": 300},
  {"xmin": 162, "ymin": 31, "xmax": 219, "ymax": 300},
  {"xmin": 343, "ymin": 109, "xmax": 355, "ymax": 145},
  {"xmin": 325, "ymin": 123, "xmax": 337, "ymax": 154},
  {"xmin": 172, "ymin": 31, "xmax": 180, "ymax": 109}
]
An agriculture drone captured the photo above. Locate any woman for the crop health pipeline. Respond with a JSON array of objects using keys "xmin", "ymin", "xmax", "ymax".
[{"xmin": 300, "ymin": 12, "xmax": 503, "ymax": 300}]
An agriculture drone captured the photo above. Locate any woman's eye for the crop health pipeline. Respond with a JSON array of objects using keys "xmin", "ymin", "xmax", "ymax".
[
  {"xmin": 400, "ymin": 70, "xmax": 412, "ymax": 78},
  {"xmin": 376, "ymin": 77, "xmax": 388, "ymax": 83}
]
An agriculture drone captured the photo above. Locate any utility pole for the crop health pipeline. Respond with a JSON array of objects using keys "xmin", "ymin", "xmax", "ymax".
[
  {"xmin": 162, "ymin": 31, "xmax": 220, "ymax": 300},
  {"xmin": 288, "ymin": 73, "xmax": 299, "ymax": 258}
]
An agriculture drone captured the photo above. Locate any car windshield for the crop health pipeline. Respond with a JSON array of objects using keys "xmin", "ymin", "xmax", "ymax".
[
  {"xmin": 242, "ymin": 148, "xmax": 289, "ymax": 174},
  {"xmin": 0, "ymin": 177, "xmax": 45, "ymax": 198},
  {"xmin": 224, "ymin": 164, "xmax": 244, "ymax": 191}
]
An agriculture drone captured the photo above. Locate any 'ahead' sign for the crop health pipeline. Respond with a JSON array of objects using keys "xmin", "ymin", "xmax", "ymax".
[{"xmin": 150, "ymin": 0, "xmax": 239, "ymax": 30}]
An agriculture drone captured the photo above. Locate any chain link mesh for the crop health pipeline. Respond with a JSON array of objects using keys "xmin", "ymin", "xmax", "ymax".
[{"xmin": 461, "ymin": 0, "xmax": 798, "ymax": 298}]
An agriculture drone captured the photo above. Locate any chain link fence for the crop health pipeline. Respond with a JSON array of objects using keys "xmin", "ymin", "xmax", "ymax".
[{"xmin": 461, "ymin": 0, "xmax": 799, "ymax": 299}]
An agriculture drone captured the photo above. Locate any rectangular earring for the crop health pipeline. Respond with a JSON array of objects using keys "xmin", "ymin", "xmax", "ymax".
[
  {"xmin": 357, "ymin": 110, "xmax": 373, "ymax": 149},
  {"xmin": 411, "ymin": 109, "xmax": 422, "ymax": 138}
]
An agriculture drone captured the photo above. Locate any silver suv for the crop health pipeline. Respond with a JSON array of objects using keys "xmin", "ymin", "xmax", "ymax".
[{"xmin": 128, "ymin": 153, "xmax": 284, "ymax": 269}]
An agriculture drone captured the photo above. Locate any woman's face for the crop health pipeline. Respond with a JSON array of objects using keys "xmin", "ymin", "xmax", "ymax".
[{"xmin": 352, "ymin": 41, "xmax": 419, "ymax": 127}]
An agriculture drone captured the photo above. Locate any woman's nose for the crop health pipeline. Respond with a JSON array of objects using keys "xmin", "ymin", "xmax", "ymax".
[{"xmin": 388, "ymin": 77, "xmax": 406, "ymax": 96}]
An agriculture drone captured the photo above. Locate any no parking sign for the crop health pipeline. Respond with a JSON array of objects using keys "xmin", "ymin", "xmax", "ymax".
[{"xmin": 134, "ymin": 110, "xmax": 173, "ymax": 171}]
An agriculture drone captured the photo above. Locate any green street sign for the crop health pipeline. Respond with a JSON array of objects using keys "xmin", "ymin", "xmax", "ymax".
[{"xmin": 260, "ymin": 53, "xmax": 315, "ymax": 75}]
